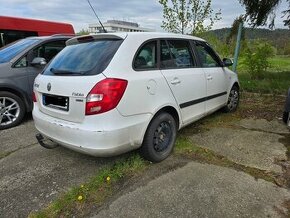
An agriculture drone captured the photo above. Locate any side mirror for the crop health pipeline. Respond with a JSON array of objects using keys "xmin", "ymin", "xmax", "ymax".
[
  {"xmin": 31, "ymin": 57, "xmax": 47, "ymax": 66},
  {"xmin": 223, "ymin": 58, "xmax": 233, "ymax": 67}
]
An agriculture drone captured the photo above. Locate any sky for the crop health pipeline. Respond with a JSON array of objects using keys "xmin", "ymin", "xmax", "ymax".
[{"xmin": 0, "ymin": 0, "xmax": 288, "ymax": 32}]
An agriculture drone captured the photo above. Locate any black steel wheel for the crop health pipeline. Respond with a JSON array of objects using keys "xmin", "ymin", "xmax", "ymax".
[{"xmin": 140, "ymin": 112, "xmax": 177, "ymax": 162}]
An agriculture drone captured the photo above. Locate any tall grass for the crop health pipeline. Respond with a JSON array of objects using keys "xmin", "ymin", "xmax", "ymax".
[{"xmin": 237, "ymin": 56, "xmax": 290, "ymax": 95}]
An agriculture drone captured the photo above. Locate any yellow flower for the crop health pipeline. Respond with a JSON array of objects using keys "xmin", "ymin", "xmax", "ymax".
[
  {"xmin": 81, "ymin": 185, "xmax": 84, "ymax": 188},
  {"xmin": 77, "ymin": 195, "xmax": 83, "ymax": 201},
  {"xmin": 106, "ymin": 176, "xmax": 111, "ymax": 182}
]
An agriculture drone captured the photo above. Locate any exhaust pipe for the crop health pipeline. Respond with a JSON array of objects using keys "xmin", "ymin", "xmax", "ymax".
[{"xmin": 36, "ymin": 133, "xmax": 59, "ymax": 149}]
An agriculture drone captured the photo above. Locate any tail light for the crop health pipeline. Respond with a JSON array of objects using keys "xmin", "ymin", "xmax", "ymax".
[
  {"xmin": 85, "ymin": 78, "xmax": 128, "ymax": 115},
  {"xmin": 33, "ymin": 91, "xmax": 37, "ymax": 102}
]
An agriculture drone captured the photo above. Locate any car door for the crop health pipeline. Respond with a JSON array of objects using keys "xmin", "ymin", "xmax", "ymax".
[
  {"xmin": 25, "ymin": 40, "xmax": 67, "ymax": 96},
  {"xmin": 194, "ymin": 41, "xmax": 228, "ymax": 113},
  {"xmin": 160, "ymin": 39, "xmax": 206, "ymax": 125}
]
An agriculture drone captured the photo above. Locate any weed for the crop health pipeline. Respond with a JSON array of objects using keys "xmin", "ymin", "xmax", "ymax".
[{"xmin": 29, "ymin": 154, "xmax": 147, "ymax": 218}]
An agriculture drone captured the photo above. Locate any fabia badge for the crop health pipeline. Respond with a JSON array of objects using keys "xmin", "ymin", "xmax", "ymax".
[{"xmin": 47, "ymin": 83, "xmax": 51, "ymax": 91}]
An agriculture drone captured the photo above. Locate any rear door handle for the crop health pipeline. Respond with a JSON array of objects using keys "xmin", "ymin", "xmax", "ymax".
[
  {"xmin": 207, "ymin": 75, "xmax": 213, "ymax": 80},
  {"xmin": 171, "ymin": 78, "xmax": 181, "ymax": 85}
]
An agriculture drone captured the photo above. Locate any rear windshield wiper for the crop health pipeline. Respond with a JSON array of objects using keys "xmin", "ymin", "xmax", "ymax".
[{"xmin": 50, "ymin": 68, "xmax": 84, "ymax": 75}]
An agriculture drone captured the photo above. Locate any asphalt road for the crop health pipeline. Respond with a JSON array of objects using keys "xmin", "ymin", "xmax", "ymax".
[{"xmin": 0, "ymin": 115, "xmax": 117, "ymax": 217}]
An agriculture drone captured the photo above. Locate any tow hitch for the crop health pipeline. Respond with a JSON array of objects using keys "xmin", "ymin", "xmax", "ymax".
[{"xmin": 36, "ymin": 133, "xmax": 59, "ymax": 149}]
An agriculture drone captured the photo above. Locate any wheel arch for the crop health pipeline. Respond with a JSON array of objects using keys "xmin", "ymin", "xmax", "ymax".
[
  {"xmin": 232, "ymin": 81, "xmax": 240, "ymax": 90},
  {"xmin": 159, "ymin": 106, "xmax": 180, "ymax": 129},
  {"xmin": 141, "ymin": 105, "xmax": 181, "ymax": 144},
  {"xmin": 0, "ymin": 86, "xmax": 31, "ymax": 112}
]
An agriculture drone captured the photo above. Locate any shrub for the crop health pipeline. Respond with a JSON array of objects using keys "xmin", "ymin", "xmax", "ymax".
[{"xmin": 243, "ymin": 40, "xmax": 276, "ymax": 79}]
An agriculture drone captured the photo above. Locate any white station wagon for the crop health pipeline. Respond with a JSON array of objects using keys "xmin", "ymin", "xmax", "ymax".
[{"xmin": 33, "ymin": 32, "xmax": 239, "ymax": 162}]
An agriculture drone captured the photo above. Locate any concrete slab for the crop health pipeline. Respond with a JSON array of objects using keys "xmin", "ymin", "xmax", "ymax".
[
  {"xmin": 237, "ymin": 118, "xmax": 290, "ymax": 134},
  {"xmin": 94, "ymin": 162, "xmax": 290, "ymax": 218},
  {"xmin": 190, "ymin": 127, "xmax": 287, "ymax": 173},
  {"xmin": 0, "ymin": 119, "xmax": 117, "ymax": 217},
  {"xmin": 0, "ymin": 119, "xmax": 37, "ymax": 156}
]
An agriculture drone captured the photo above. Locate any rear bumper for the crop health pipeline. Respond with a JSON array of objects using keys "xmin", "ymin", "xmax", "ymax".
[{"xmin": 33, "ymin": 107, "xmax": 151, "ymax": 157}]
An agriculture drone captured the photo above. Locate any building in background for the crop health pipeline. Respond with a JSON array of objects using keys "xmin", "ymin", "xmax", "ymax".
[{"xmin": 89, "ymin": 20, "xmax": 154, "ymax": 33}]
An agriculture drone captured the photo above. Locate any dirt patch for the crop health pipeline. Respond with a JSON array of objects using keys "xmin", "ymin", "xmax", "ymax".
[{"xmin": 238, "ymin": 92, "xmax": 286, "ymax": 121}]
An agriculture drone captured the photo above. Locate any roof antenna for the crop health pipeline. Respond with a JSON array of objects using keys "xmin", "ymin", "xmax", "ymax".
[{"xmin": 87, "ymin": 0, "xmax": 107, "ymax": 33}]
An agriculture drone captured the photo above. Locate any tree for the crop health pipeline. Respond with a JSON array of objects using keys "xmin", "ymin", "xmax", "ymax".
[
  {"xmin": 77, "ymin": 29, "xmax": 90, "ymax": 35},
  {"xmin": 239, "ymin": 0, "xmax": 290, "ymax": 28},
  {"xmin": 159, "ymin": 0, "xmax": 221, "ymax": 35},
  {"xmin": 226, "ymin": 16, "xmax": 245, "ymax": 44}
]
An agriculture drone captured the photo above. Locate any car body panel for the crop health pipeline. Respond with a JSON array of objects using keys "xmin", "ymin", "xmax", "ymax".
[
  {"xmin": 34, "ymin": 74, "xmax": 106, "ymax": 123},
  {"xmin": 161, "ymin": 68, "xmax": 207, "ymax": 125}
]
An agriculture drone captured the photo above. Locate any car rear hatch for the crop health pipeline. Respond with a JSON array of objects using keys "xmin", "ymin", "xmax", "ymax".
[
  {"xmin": 34, "ymin": 34, "xmax": 126, "ymax": 123},
  {"xmin": 34, "ymin": 74, "xmax": 106, "ymax": 123}
]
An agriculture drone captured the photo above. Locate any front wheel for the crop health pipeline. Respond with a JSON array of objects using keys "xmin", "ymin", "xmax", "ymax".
[
  {"xmin": 0, "ymin": 91, "xmax": 26, "ymax": 130},
  {"xmin": 283, "ymin": 111, "xmax": 289, "ymax": 124},
  {"xmin": 223, "ymin": 86, "xmax": 239, "ymax": 113},
  {"xmin": 140, "ymin": 112, "xmax": 177, "ymax": 162}
]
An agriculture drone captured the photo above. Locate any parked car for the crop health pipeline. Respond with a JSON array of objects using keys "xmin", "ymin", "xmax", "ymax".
[
  {"xmin": 33, "ymin": 32, "xmax": 239, "ymax": 162},
  {"xmin": 0, "ymin": 35, "xmax": 73, "ymax": 129},
  {"xmin": 283, "ymin": 88, "xmax": 290, "ymax": 127}
]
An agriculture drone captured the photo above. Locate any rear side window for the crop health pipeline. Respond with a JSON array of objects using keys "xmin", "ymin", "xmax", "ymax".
[
  {"xmin": 161, "ymin": 40, "xmax": 195, "ymax": 69},
  {"xmin": 133, "ymin": 41, "xmax": 157, "ymax": 70},
  {"xmin": 42, "ymin": 39, "xmax": 123, "ymax": 76}
]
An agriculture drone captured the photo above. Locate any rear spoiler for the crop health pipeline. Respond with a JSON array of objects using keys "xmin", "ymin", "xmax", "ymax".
[{"xmin": 66, "ymin": 33, "xmax": 127, "ymax": 46}]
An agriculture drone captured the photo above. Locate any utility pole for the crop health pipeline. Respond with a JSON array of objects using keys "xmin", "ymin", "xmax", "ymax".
[{"xmin": 233, "ymin": 22, "xmax": 243, "ymax": 72}]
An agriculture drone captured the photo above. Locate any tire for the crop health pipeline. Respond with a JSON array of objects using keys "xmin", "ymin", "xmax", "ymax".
[
  {"xmin": 140, "ymin": 112, "xmax": 177, "ymax": 162},
  {"xmin": 0, "ymin": 91, "xmax": 26, "ymax": 130},
  {"xmin": 283, "ymin": 111, "xmax": 289, "ymax": 124},
  {"xmin": 223, "ymin": 86, "xmax": 239, "ymax": 113}
]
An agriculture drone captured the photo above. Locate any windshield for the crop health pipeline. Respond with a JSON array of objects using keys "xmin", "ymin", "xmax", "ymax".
[
  {"xmin": 0, "ymin": 38, "xmax": 39, "ymax": 63},
  {"xmin": 42, "ymin": 39, "xmax": 123, "ymax": 76}
]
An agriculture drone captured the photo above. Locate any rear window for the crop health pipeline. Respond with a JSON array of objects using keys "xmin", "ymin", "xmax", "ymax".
[{"xmin": 42, "ymin": 39, "xmax": 123, "ymax": 76}]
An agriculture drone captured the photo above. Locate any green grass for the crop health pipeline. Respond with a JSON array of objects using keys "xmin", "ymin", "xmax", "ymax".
[
  {"xmin": 238, "ymin": 71, "xmax": 290, "ymax": 94},
  {"xmin": 268, "ymin": 56, "xmax": 290, "ymax": 72},
  {"xmin": 236, "ymin": 56, "xmax": 290, "ymax": 94},
  {"xmin": 29, "ymin": 154, "xmax": 146, "ymax": 218}
]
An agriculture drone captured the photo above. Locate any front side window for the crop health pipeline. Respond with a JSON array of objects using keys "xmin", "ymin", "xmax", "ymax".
[
  {"xmin": 133, "ymin": 41, "xmax": 157, "ymax": 70},
  {"xmin": 14, "ymin": 40, "xmax": 66, "ymax": 68},
  {"xmin": 14, "ymin": 56, "xmax": 27, "ymax": 68},
  {"xmin": 32, "ymin": 40, "xmax": 66, "ymax": 63},
  {"xmin": 195, "ymin": 42, "xmax": 221, "ymax": 68},
  {"xmin": 161, "ymin": 40, "xmax": 195, "ymax": 69}
]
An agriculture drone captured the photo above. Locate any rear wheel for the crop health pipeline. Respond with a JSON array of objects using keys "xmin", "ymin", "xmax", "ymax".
[
  {"xmin": 140, "ymin": 112, "xmax": 177, "ymax": 162},
  {"xmin": 223, "ymin": 86, "xmax": 239, "ymax": 113},
  {"xmin": 0, "ymin": 91, "xmax": 26, "ymax": 130}
]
